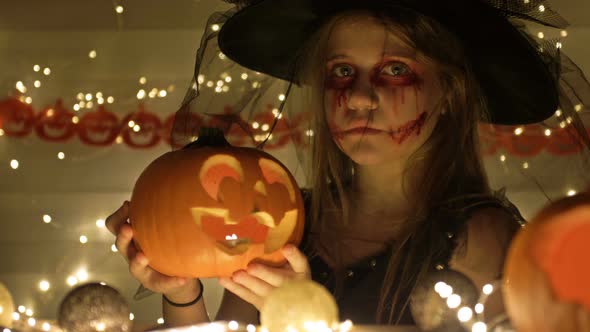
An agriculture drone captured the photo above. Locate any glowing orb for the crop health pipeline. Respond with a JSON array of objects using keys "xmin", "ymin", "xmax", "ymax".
[
  {"xmin": 260, "ymin": 279, "xmax": 339, "ymax": 332},
  {"xmin": 58, "ymin": 283, "xmax": 131, "ymax": 332},
  {"xmin": 0, "ymin": 282, "xmax": 15, "ymax": 328}
]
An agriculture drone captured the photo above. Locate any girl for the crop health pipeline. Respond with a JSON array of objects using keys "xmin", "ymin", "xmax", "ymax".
[{"xmin": 107, "ymin": 0, "xmax": 589, "ymax": 328}]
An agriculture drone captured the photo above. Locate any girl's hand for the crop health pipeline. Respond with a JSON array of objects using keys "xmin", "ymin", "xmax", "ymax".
[
  {"xmin": 218, "ymin": 245, "xmax": 311, "ymax": 310},
  {"xmin": 105, "ymin": 201, "xmax": 199, "ymax": 300}
]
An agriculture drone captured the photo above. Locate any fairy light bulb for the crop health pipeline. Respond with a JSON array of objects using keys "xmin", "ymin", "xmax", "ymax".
[
  {"xmin": 499, "ymin": 155, "xmax": 506, "ymax": 162},
  {"xmin": 66, "ymin": 276, "xmax": 78, "ymax": 286},
  {"xmin": 42, "ymin": 215, "xmax": 52, "ymax": 224},
  {"xmin": 79, "ymin": 235, "xmax": 88, "ymax": 244},
  {"xmin": 228, "ymin": 321, "xmax": 239, "ymax": 330},
  {"xmin": 561, "ymin": 30, "xmax": 568, "ymax": 37},
  {"xmin": 241, "ymin": 73, "xmax": 248, "ymax": 80},
  {"xmin": 206, "ymin": 81, "xmax": 214, "ymax": 88},
  {"xmin": 129, "ymin": 313, "xmax": 134, "ymax": 321},
  {"xmin": 252, "ymin": 122, "xmax": 260, "ymax": 129},
  {"xmin": 73, "ymin": 104, "xmax": 80, "ymax": 111},
  {"xmin": 261, "ymin": 124, "xmax": 270, "ymax": 131},
  {"xmin": 0, "ymin": 129, "xmax": 5, "ymax": 136},
  {"xmin": 544, "ymin": 129, "xmax": 551, "ymax": 136},
  {"xmin": 537, "ymin": 32, "xmax": 544, "ymax": 39},
  {"xmin": 111, "ymin": 244, "xmax": 117, "ymax": 252},
  {"xmin": 94, "ymin": 219, "xmax": 105, "ymax": 228},
  {"xmin": 56, "ymin": 152, "xmax": 65, "ymax": 160},
  {"xmin": 472, "ymin": 322, "xmax": 487, "ymax": 332},
  {"xmin": 575, "ymin": 104, "xmax": 583, "ymax": 112},
  {"xmin": 247, "ymin": 325, "xmax": 256, "ymax": 332},
  {"xmin": 34, "ymin": 80, "xmax": 41, "ymax": 88},
  {"xmin": 18, "ymin": 306, "xmax": 25, "ymax": 313},
  {"xmin": 567, "ymin": 190, "xmax": 577, "ymax": 196},
  {"xmin": 116, "ymin": 136, "xmax": 123, "ymax": 144},
  {"xmin": 522, "ymin": 162, "xmax": 529, "ymax": 169},
  {"xmin": 137, "ymin": 89, "xmax": 146, "ymax": 100},
  {"xmin": 42, "ymin": 322, "xmax": 51, "ymax": 331},
  {"xmin": 25, "ymin": 97, "xmax": 32, "ymax": 104},
  {"xmin": 556, "ymin": 42, "xmax": 562, "ymax": 49},
  {"xmin": 107, "ymin": 96, "xmax": 114, "ymax": 103},
  {"xmin": 39, "ymin": 280, "xmax": 50, "ymax": 292},
  {"xmin": 158, "ymin": 90, "xmax": 167, "ymax": 97},
  {"xmin": 25, "ymin": 309, "xmax": 33, "ymax": 317},
  {"xmin": 27, "ymin": 318, "xmax": 36, "ymax": 327},
  {"xmin": 514, "ymin": 127, "xmax": 523, "ymax": 135},
  {"xmin": 457, "ymin": 307, "xmax": 473, "ymax": 322},
  {"xmin": 133, "ymin": 125, "xmax": 141, "ymax": 132},
  {"xmin": 12, "ymin": 312, "xmax": 19, "ymax": 321},
  {"xmin": 222, "ymin": 86, "xmax": 230, "ymax": 92},
  {"xmin": 139, "ymin": 77, "xmax": 147, "ymax": 85},
  {"xmin": 215, "ymin": 86, "xmax": 222, "ymax": 93},
  {"xmin": 225, "ymin": 76, "xmax": 232, "ymax": 83},
  {"xmin": 43, "ymin": 67, "xmax": 51, "ymax": 76},
  {"xmin": 33, "ymin": 65, "xmax": 40, "ymax": 72},
  {"xmin": 446, "ymin": 294, "xmax": 461, "ymax": 308},
  {"xmin": 157, "ymin": 318, "xmax": 164, "ymax": 324},
  {"xmin": 474, "ymin": 303, "xmax": 484, "ymax": 314},
  {"xmin": 127, "ymin": 121, "xmax": 135, "ymax": 128},
  {"xmin": 211, "ymin": 24, "xmax": 220, "ymax": 31},
  {"xmin": 16, "ymin": 81, "xmax": 26, "ymax": 93},
  {"xmin": 10, "ymin": 160, "xmax": 19, "ymax": 170},
  {"xmin": 482, "ymin": 284, "xmax": 493, "ymax": 295},
  {"xmin": 278, "ymin": 94, "xmax": 286, "ymax": 101},
  {"xmin": 76, "ymin": 269, "xmax": 88, "ymax": 282},
  {"xmin": 115, "ymin": 5, "xmax": 124, "ymax": 13},
  {"xmin": 96, "ymin": 92, "xmax": 103, "ymax": 99},
  {"xmin": 218, "ymin": 52, "xmax": 226, "ymax": 60},
  {"xmin": 89, "ymin": 50, "xmax": 97, "ymax": 59}
]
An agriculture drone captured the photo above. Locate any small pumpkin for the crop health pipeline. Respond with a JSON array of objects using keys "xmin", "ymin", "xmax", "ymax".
[
  {"xmin": 503, "ymin": 190, "xmax": 590, "ymax": 332},
  {"xmin": 129, "ymin": 127, "xmax": 304, "ymax": 278}
]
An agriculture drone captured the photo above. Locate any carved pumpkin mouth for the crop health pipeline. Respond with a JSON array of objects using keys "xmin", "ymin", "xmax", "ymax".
[{"xmin": 191, "ymin": 207, "xmax": 298, "ymax": 255}]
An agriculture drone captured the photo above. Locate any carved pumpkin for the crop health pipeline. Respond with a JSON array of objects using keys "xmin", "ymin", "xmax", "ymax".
[
  {"xmin": 129, "ymin": 128, "xmax": 304, "ymax": 277},
  {"xmin": 503, "ymin": 191, "xmax": 590, "ymax": 332}
]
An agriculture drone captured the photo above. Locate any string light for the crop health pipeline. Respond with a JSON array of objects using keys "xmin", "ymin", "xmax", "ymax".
[
  {"xmin": 42, "ymin": 215, "xmax": 52, "ymax": 223},
  {"xmin": 116, "ymin": 136, "xmax": 123, "ymax": 144},
  {"xmin": 212, "ymin": 24, "xmax": 220, "ymax": 31},
  {"xmin": 561, "ymin": 30, "xmax": 568, "ymax": 37},
  {"xmin": 115, "ymin": 5, "xmax": 124, "ymax": 14},
  {"xmin": 18, "ymin": 306, "xmax": 25, "ymax": 313},
  {"xmin": 537, "ymin": 32, "xmax": 544, "ymax": 39},
  {"xmin": 39, "ymin": 280, "xmax": 50, "ymax": 292},
  {"xmin": 137, "ymin": 89, "xmax": 146, "ymax": 100},
  {"xmin": 27, "ymin": 318, "xmax": 36, "ymax": 327},
  {"xmin": 43, "ymin": 67, "xmax": 51, "ymax": 76},
  {"xmin": 76, "ymin": 93, "xmax": 84, "ymax": 100},
  {"xmin": 79, "ymin": 235, "xmax": 88, "ymax": 244},
  {"xmin": 544, "ymin": 129, "xmax": 551, "ymax": 136},
  {"xmin": 158, "ymin": 90, "xmax": 167, "ymax": 97},
  {"xmin": 76, "ymin": 269, "xmax": 89, "ymax": 282},
  {"xmin": 96, "ymin": 92, "xmax": 103, "ymax": 99},
  {"xmin": 66, "ymin": 276, "xmax": 78, "ymax": 286},
  {"xmin": 86, "ymin": 101, "xmax": 93, "ymax": 109},
  {"xmin": 197, "ymin": 75, "xmax": 205, "ymax": 84},
  {"xmin": 73, "ymin": 104, "xmax": 80, "ymax": 111},
  {"xmin": 522, "ymin": 162, "xmax": 529, "ymax": 169},
  {"xmin": 538, "ymin": 4, "xmax": 545, "ymax": 12},
  {"xmin": 89, "ymin": 50, "xmax": 97, "ymax": 59},
  {"xmin": 13, "ymin": 312, "xmax": 20, "ymax": 321},
  {"xmin": 25, "ymin": 97, "xmax": 32, "ymax": 104},
  {"xmin": 111, "ymin": 244, "xmax": 118, "ymax": 252},
  {"xmin": 57, "ymin": 152, "xmax": 65, "ymax": 160},
  {"xmin": 474, "ymin": 303, "xmax": 484, "ymax": 314},
  {"xmin": 457, "ymin": 307, "xmax": 473, "ymax": 322},
  {"xmin": 241, "ymin": 73, "xmax": 248, "ymax": 80},
  {"xmin": 33, "ymin": 65, "xmax": 40, "ymax": 72},
  {"xmin": 107, "ymin": 96, "xmax": 114, "ymax": 104},
  {"xmin": 129, "ymin": 313, "xmax": 134, "ymax": 321},
  {"xmin": 567, "ymin": 190, "xmax": 577, "ymax": 196},
  {"xmin": 25, "ymin": 309, "xmax": 33, "ymax": 317},
  {"xmin": 139, "ymin": 77, "xmax": 147, "ymax": 85},
  {"xmin": 472, "ymin": 322, "xmax": 487, "ymax": 332},
  {"xmin": 575, "ymin": 104, "xmax": 583, "ymax": 112},
  {"xmin": 16, "ymin": 81, "xmax": 26, "ymax": 93},
  {"xmin": 10, "ymin": 159, "xmax": 19, "ymax": 170},
  {"xmin": 34, "ymin": 80, "xmax": 41, "ymax": 88},
  {"xmin": 206, "ymin": 81, "xmax": 214, "ymax": 88},
  {"xmin": 556, "ymin": 42, "xmax": 562, "ymax": 49},
  {"xmin": 514, "ymin": 127, "xmax": 523, "ymax": 135},
  {"xmin": 447, "ymin": 294, "xmax": 462, "ymax": 308},
  {"xmin": 0, "ymin": 129, "xmax": 5, "ymax": 136},
  {"xmin": 482, "ymin": 284, "xmax": 493, "ymax": 295},
  {"xmin": 499, "ymin": 155, "xmax": 506, "ymax": 162},
  {"xmin": 133, "ymin": 125, "xmax": 141, "ymax": 132},
  {"xmin": 218, "ymin": 52, "xmax": 226, "ymax": 60},
  {"xmin": 96, "ymin": 219, "xmax": 105, "ymax": 228},
  {"xmin": 157, "ymin": 318, "xmax": 164, "ymax": 325}
]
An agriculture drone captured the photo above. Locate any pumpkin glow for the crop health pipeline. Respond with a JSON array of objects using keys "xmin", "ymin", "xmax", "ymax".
[
  {"xmin": 503, "ymin": 191, "xmax": 590, "ymax": 332},
  {"xmin": 129, "ymin": 128, "xmax": 304, "ymax": 278}
]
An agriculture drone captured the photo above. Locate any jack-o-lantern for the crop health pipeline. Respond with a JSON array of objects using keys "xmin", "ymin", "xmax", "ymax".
[
  {"xmin": 78, "ymin": 105, "xmax": 120, "ymax": 146},
  {"xmin": 0, "ymin": 96, "xmax": 35, "ymax": 137},
  {"xmin": 129, "ymin": 127, "xmax": 304, "ymax": 277},
  {"xmin": 503, "ymin": 190, "xmax": 590, "ymax": 332},
  {"xmin": 34, "ymin": 99, "xmax": 77, "ymax": 142}
]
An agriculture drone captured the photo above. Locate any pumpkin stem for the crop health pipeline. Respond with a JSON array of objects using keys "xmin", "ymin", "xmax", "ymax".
[{"xmin": 184, "ymin": 127, "xmax": 231, "ymax": 149}]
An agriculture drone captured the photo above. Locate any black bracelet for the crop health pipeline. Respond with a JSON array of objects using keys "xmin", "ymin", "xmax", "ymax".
[{"xmin": 163, "ymin": 279, "xmax": 204, "ymax": 307}]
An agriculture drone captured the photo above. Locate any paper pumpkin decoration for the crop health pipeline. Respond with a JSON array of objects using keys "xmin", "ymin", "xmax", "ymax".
[
  {"xmin": 260, "ymin": 279, "xmax": 339, "ymax": 332},
  {"xmin": 130, "ymin": 127, "xmax": 304, "ymax": 278},
  {"xmin": 120, "ymin": 103, "xmax": 162, "ymax": 148},
  {"xmin": 34, "ymin": 99, "xmax": 77, "ymax": 142},
  {"xmin": 0, "ymin": 96, "xmax": 35, "ymax": 137},
  {"xmin": 503, "ymin": 191, "xmax": 590, "ymax": 332},
  {"xmin": 78, "ymin": 105, "xmax": 120, "ymax": 146}
]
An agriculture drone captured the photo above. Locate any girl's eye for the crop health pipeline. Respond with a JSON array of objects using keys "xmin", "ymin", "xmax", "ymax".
[
  {"xmin": 332, "ymin": 64, "xmax": 355, "ymax": 78},
  {"xmin": 382, "ymin": 62, "xmax": 411, "ymax": 76}
]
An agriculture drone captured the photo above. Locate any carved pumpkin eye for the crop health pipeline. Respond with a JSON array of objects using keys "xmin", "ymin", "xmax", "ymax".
[{"xmin": 199, "ymin": 154, "xmax": 244, "ymax": 201}]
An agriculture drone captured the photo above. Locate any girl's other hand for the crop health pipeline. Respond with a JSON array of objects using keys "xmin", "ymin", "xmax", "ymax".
[{"xmin": 218, "ymin": 244, "xmax": 311, "ymax": 310}]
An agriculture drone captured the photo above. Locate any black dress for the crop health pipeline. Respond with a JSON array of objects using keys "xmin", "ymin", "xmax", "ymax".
[{"xmin": 296, "ymin": 188, "xmax": 525, "ymax": 326}]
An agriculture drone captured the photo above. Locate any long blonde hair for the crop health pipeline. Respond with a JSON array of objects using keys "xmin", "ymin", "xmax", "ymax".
[{"xmin": 292, "ymin": 8, "xmax": 492, "ymax": 324}]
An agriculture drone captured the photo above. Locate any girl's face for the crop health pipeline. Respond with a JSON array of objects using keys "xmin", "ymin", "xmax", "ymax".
[{"xmin": 323, "ymin": 15, "xmax": 444, "ymax": 165}]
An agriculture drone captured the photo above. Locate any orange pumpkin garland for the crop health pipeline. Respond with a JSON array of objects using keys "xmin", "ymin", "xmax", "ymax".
[
  {"xmin": 503, "ymin": 190, "xmax": 590, "ymax": 332},
  {"xmin": 129, "ymin": 127, "xmax": 305, "ymax": 278}
]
